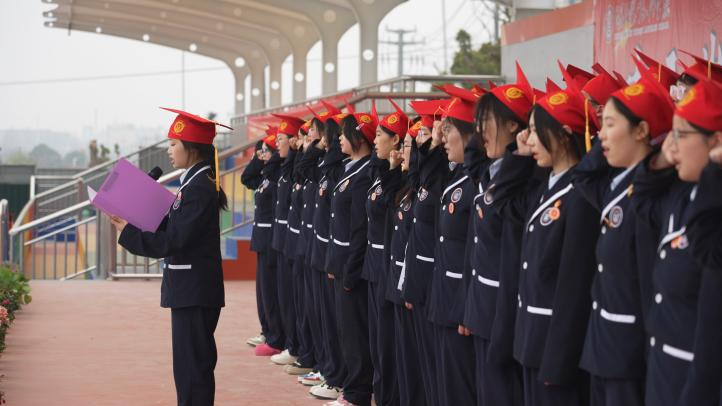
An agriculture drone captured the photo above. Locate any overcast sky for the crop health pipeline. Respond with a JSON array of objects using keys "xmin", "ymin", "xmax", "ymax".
[{"xmin": 0, "ymin": 0, "xmax": 494, "ymax": 138}]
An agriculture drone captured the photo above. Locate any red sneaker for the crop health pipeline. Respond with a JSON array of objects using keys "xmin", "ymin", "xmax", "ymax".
[{"xmin": 254, "ymin": 343, "xmax": 282, "ymax": 356}]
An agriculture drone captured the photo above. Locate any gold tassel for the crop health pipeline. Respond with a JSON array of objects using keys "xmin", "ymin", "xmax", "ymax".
[
  {"xmin": 708, "ymin": 59, "xmax": 713, "ymax": 80},
  {"xmin": 657, "ymin": 63, "xmax": 662, "ymax": 83},
  {"xmin": 214, "ymin": 144, "xmax": 220, "ymax": 192},
  {"xmin": 584, "ymin": 98, "xmax": 592, "ymax": 152}
]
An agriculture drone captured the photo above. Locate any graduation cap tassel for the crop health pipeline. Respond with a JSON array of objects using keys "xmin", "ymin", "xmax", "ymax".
[
  {"xmin": 584, "ymin": 98, "xmax": 592, "ymax": 153},
  {"xmin": 709, "ymin": 59, "xmax": 713, "ymax": 79},
  {"xmin": 214, "ymin": 144, "xmax": 220, "ymax": 193}
]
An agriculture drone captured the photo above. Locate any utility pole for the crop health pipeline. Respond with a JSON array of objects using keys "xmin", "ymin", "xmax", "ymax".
[
  {"xmin": 380, "ymin": 27, "xmax": 424, "ymax": 77},
  {"xmin": 181, "ymin": 51, "xmax": 186, "ymax": 110},
  {"xmin": 442, "ymin": 0, "xmax": 448, "ymax": 72}
]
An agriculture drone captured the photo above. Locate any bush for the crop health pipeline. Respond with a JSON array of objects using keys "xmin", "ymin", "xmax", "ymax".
[{"xmin": 0, "ymin": 264, "xmax": 31, "ymax": 353}]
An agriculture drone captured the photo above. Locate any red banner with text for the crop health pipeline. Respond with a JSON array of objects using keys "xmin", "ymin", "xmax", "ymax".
[{"xmin": 594, "ymin": 0, "xmax": 722, "ymax": 80}]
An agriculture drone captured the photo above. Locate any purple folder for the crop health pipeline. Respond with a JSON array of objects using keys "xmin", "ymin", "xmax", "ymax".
[{"xmin": 88, "ymin": 158, "xmax": 176, "ymax": 232}]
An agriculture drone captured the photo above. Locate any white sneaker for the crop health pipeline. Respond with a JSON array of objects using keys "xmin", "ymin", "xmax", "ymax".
[
  {"xmin": 270, "ymin": 349, "xmax": 297, "ymax": 365},
  {"xmin": 284, "ymin": 361, "xmax": 314, "ymax": 375},
  {"xmin": 245, "ymin": 334, "xmax": 265, "ymax": 347},
  {"xmin": 302, "ymin": 371, "xmax": 325, "ymax": 386},
  {"xmin": 310, "ymin": 382, "xmax": 341, "ymax": 400}
]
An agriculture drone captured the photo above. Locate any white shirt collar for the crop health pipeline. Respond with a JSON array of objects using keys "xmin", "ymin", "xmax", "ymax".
[
  {"xmin": 345, "ymin": 158, "xmax": 359, "ymax": 172},
  {"xmin": 180, "ymin": 162, "xmax": 203, "ymax": 184},
  {"xmin": 489, "ymin": 158, "xmax": 503, "ymax": 180},
  {"xmin": 610, "ymin": 166, "xmax": 635, "ymax": 191},
  {"xmin": 548, "ymin": 168, "xmax": 570, "ymax": 190}
]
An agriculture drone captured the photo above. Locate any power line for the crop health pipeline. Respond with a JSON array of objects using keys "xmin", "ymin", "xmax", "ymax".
[
  {"xmin": 380, "ymin": 27, "xmax": 425, "ymax": 76},
  {"xmin": 0, "ymin": 66, "xmax": 227, "ymax": 86}
]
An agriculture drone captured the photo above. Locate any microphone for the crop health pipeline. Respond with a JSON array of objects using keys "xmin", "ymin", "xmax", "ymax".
[{"xmin": 147, "ymin": 166, "xmax": 163, "ymax": 181}]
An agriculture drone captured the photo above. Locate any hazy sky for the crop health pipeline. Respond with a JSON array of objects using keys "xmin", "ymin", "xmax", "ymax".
[{"xmin": 0, "ymin": 0, "xmax": 493, "ymax": 138}]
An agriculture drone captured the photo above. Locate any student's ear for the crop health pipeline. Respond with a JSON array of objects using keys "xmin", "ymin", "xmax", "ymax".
[
  {"xmin": 635, "ymin": 121, "xmax": 651, "ymax": 142},
  {"xmin": 561, "ymin": 124, "xmax": 573, "ymax": 135}
]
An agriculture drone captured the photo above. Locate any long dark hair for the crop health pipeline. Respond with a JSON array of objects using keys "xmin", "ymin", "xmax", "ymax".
[
  {"xmin": 475, "ymin": 93, "xmax": 527, "ymax": 149},
  {"xmin": 341, "ymin": 115, "xmax": 372, "ymax": 152},
  {"xmin": 181, "ymin": 140, "xmax": 229, "ymax": 211},
  {"xmin": 531, "ymin": 105, "xmax": 586, "ymax": 163}
]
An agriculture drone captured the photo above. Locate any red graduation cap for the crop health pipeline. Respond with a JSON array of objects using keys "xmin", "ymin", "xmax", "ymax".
[
  {"xmin": 329, "ymin": 99, "xmax": 356, "ymax": 125},
  {"xmin": 410, "ymin": 99, "xmax": 449, "ymax": 129},
  {"xmin": 679, "ymin": 49, "xmax": 722, "ymax": 84},
  {"xmin": 437, "ymin": 84, "xmax": 482, "ymax": 123},
  {"xmin": 161, "ymin": 107, "xmax": 232, "ymax": 192},
  {"xmin": 487, "ymin": 80, "xmax": 497, "ymax": 90},
  {"xmin": 488, "ymin": 62, "xmax": 537, "ymax": 122},
  {"xmin": 307, "ymin": 100, "xmax": 343, "ymax": 123},
  {"xmin": 407, "ymin": 119, "xmax": 423, "ymax": 138},
  {"xmin": 613, "ymin": 71, "xmax": 629, "ymax": 87},
  {"xmin": 546, "ymin": 78, "xmax": 563, "ymax": 94},
  {"xmin": 610, "ymin": 64, "xmax": 675, "ymax": 140},
  {"xmin": 349, "ymin": 101, "xmax": 379, "ymax": 145},
  {"xmin": 634, "ymin": 49, "xmax": 680, "ymax": 89},
  {"xmin": 582, "ymin": 63, "xmax": 626, "ymax": 106},
  {"xmin": 300, "ymin": 119, "xmax": 312, "ymax": 135},
  {"xmin": 379, "ymin": 99, "xmax": 409, "ymax": 137},
  {"xmin": 565, "ymin": 64, "xmax": 596, "ymax": 89},
  {"xmin": 271, "ymin": 113, "xmax": 306, "ymax": 136},
  {"xmin": 161, "ymin": 107, "xmax": 232, "ymax": 145},
  {"xmin": 263, "ymin": 126, "xmax": 278, "ymax": 150},
  {"xmin": 535, "ymin": 61, "xmax": 592, "ymax": 137},
  {"xmin": 675, "ymin": 71, "xmax": 722, "ymax": 132}
]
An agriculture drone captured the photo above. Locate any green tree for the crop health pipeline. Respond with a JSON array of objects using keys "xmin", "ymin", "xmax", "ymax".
[
  {"xmin": 450, "ymin": 29, "xmax": 501, "ymax": 78},
  {"xmin": 6, "ymin": 150, "xmax": 34, "ymax": 165},
  {"xmin": 29, "ymin": 144, "xmax": 62, "ymax": 167}
]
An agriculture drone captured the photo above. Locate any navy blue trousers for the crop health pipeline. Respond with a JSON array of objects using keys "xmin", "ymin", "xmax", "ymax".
[
  {"xmin": 257, "ymin": 250, "xmax": 284, "ymax": 350},
  {"xmin": 277, "ymin": 253, "xmax": 297, "ymax": 355},
  {"xmin": 590, "ymin": 376, "xmax": 644, "ymax": 406},
  {"xmin": 368, "ymin": 280, "xmax": 399, "ymax": 406},
  {"xmin": 474, "ymin": 336, "xmax": 522, "ymax": 406},
  {"xmin": 522, "ymin": 366, "xmax": 589, "ymax": 406},
  {"xmin": 336, "ymin": 278, "xmax": 373, "ymax": 406},
  {"xmin": 435, "ymin": 324, "xmax": 476, "ymax": 406},
  {"xmin": 292, "ymin": 258, "xmax": 315, "ymax": 367},
  {"xmin": 394, "ymin": 304, "xmax": 427, "ymax": 406},
  {"xmin": 171, "ymin": 306, "xmax": 221, "ymax": 406},
  {"xmin": 319, "ymin": 273, "xmax": 346, "ymax": 388}
]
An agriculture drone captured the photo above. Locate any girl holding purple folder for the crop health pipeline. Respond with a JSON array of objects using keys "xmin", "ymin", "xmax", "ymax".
[{"xmin": 110, "ymin": 108, "xmax": 229, "ymax": 406}]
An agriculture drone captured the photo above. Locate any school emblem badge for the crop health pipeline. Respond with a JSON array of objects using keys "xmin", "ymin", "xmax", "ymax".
[
  {"xmin": 540, "ymin": 207, "xmax": 560, "ymax": 226},
  {"xmin": 671, "ymin": 234, "xmax": 689, "ymax": 250},
  {"xmin": 608, "ymin": 205, "xmax": 624, "ymax": 228},
  {"xmin": 172, "ymin": 191, "xmax": 183, "ymax": 210},
  {"xmin": 450, "ymin": 187, "xmax": 463, "ymax": 203},
  {"xmin": 339, "ymin": 179, "xmax": 350, "ymax": 192},
  {"xmin": 319, "ymin": 179, "xmax": 328, "ymax": 196},
  {"xmin": 173, "ymin": 120, "xmax": 185, "ymax": 134},
  {"xmin": 418, "ymin": 188, "xmax": 428, "ymax": 201},
  {"xmin": 402, "ymin": 199, "xmax": 412, "ymax": 212}
]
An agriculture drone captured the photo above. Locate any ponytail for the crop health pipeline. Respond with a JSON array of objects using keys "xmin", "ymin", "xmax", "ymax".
[{"xmin": 181, "ymin": 141, "xmax": 229, "ymax": 211}]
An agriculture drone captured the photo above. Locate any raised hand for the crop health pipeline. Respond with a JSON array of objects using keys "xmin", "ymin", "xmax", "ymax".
[
  {"xmin": 515, "ymin": 129, "xmax": 533, "ymax": 156},
  {"xmin": 389, "ymin": 149, "xmax": 404, "ymax": 170}
]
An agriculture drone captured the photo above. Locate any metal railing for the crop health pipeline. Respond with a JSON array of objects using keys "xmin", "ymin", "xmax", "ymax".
[
  {"xmin": 19, "ymin": 132, "xmax": 233, "ymax": 221},
  {"xmin": 8, "ymin": 138, "xmax": 255, "ymax": 280},
  {"xmin": 0, "ymin": 200, "xmax": 9, "ymax": 263},
  {"xmin": 232, "ymin": 74, "xmax": 504, "ymax": 128}
]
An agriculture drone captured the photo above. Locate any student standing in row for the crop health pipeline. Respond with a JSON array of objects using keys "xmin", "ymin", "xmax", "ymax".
[
  {"xmin": 325, "ymin": 109, "xmax": 377, "ymax": 406},
  {"xmin": 242, "ymin": 129, "xmax": 286, "ymax": 354}
]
